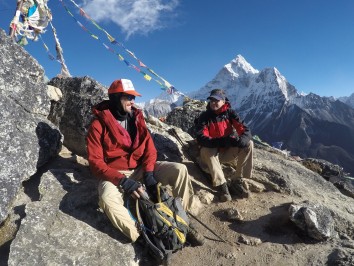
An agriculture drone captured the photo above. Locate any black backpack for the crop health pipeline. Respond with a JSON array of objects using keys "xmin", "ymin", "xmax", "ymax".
[{"xmin": 135, "ymin": 183, "xmax": 190, "ymax": 261}]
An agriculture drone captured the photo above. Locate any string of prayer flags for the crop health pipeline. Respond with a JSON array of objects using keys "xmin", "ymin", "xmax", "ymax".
[{"xmin": 61, "ymin": 0, "xmax": 178, "ymax": 93}]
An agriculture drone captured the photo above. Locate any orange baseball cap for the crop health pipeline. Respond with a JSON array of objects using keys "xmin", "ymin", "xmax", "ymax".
[{"xmin": 108, "ymin": 79, "xmax": 142, "ymax": 96}]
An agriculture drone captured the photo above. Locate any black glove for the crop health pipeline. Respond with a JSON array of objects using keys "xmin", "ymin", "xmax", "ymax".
[
  {"xmin": 228, "ymin": 135, "xmax": 240, "ymax": 147},
  {"xmin": 143, "ymin": 172, "xmax": 158, "ymax": 200},
  {"xmin": 144, "ymin": 172, "xmax": 158, "ymax": 187},
  {"xmin": 218, "ymin": 136, "xmax": 233, "ymax": 147},
  {"xmin": 119, "ymin": 177, "xmax": 141, "ymax": 195},
  {"xmin": 234, "ymin": 137, "xmax": 249, "ymax": 148}
]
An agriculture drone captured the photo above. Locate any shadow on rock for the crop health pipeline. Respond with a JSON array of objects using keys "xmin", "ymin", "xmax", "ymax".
[
  {"xmin": 54, "ymin": 165, "xmax": 130, "ymax": 244},
  {"xmin": 35, "ymin": 122, "xmax": 62, "ymax": 168}
]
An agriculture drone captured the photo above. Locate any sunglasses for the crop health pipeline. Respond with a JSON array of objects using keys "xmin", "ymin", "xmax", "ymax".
[
  {"xmin": 122, "ymin": 94, "xmax": 136, "ymax": 101},
  {"xmin": 209, "ymin": 98, "xmax": 221, "ymax": 103}
]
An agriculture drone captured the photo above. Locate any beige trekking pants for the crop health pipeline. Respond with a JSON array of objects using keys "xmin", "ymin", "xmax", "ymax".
[
  {"xmin": 98, "ymin": 161, "xmax": 195, "ymax": 242},
  {"xmin": 200, "ymin": 140, "xmax": 254, "ymax": 187}
]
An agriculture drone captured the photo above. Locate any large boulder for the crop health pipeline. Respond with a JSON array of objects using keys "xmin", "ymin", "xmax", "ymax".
[
  {"xmin": 0, "ymin": 29, "xmax": 62, "ymax": 224},
  {"xmin": 165, "ymin": 98, "xmax": 206, "ymax": 138},
  {"xmin": 8, "ymin": 167, "xmax": 137, "ymax": 265},
  {"xmin": 48, "ymin": 76, "xmax": 107, "ymax": 157},
  {"xmin": 289, "ymin": 201, "xmax": 335, "ymax": 241}
]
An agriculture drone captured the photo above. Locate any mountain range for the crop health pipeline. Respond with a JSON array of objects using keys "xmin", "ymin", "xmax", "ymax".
[{"xmin": 143, "ymin": 55, "xmax": 354, "ymax": 175}]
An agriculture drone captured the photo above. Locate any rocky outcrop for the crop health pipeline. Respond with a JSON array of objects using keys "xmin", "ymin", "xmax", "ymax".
[
  {"xmin": 8, "ymin": 166, "xmax": 137, "ymax": 266},
  {"xmin": 165, "ymin": 98, "xmax": 206, "ymax": 138},
  {"xmin": 302, "ymin": 158, "xmax": 354, "ymax": 199},
  {"xmin": 47, "ymin": 76, "xmax": 107, "ymax": 157},
  {"xmin": 0, "ymin": 29, "xmax": 61, "ymax": 224}
]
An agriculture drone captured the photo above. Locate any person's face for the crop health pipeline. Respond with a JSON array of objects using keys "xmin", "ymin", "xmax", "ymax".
[
  {"xmin": 209, "ymin": 98, "xmax": 225, "ymax": 111},
  {"xmin": 120, "ymin": 94, "xmax": 136, "ymax": 113}
]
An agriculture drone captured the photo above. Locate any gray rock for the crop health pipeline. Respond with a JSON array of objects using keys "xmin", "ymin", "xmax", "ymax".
[
  {"xmin": 48, "ymin": 76, "xmax": 107, "ymax": 157},
  {"xmin": 0, "ymin": 30, "xmax": 50, "ymax": 116},
  {"xmin": 165, "ymin": 98, "xmax": 206, "ymax": 138},
  {"xmin": 302, "ymin": 158, "xmax": 344, "ymax": 180},
  {"xmin": 327, "ymin": 247, "xmax": 354, "ymax": 266},
  {"xmin": 302, "ymin": 158, "xmax": 354, "ymax": 199},
  {"xmin": 226, "ymin": 207, "xmax": 243, "ymax": 221},
  {"xmin": 0, "ymin": 29, "xmax": 62, "ymax": 224},
  {"xmin": 145, "ymin": 115, "xmax": 191, "ymax": 162},
  {"xmin": 8, "ymin": 170, "xmax": 137, "ymax": 266},
  {"xmin": 289, "ymin": 201, "xmax": 335, "ymax": 241}
]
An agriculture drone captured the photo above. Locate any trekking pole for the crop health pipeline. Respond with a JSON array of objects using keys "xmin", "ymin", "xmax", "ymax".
[{"xmin": 187, "ymin": 211, "xmax": 236, "ymax": 247}]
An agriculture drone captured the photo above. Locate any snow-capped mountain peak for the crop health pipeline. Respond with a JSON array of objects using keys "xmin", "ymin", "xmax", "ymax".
[
  {"xmin": 255, "ymin": 67, "xmax": 296, "ymax": 101},
  {"xmin": 226, "ymin": 54, "xmax": 259, "ymax": 76}
]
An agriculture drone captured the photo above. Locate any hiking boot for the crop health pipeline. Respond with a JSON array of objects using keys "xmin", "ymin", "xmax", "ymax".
[
  {"xmin": 228, "ymin": 179, "xmax": 250, "ymax": 198},
  {"xmin": 186, "ymin": 224, "xmax": 205, "ymax": 247},
  {"xmin": 218, "ymin": 183, "xmax": 232, "ymax": 202}
]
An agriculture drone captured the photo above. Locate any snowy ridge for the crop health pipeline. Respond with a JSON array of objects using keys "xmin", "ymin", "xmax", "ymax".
[
  {"xmin": 338, "ymin": 92, "xmax": 354, "ymax": 109},
  {"xmin": 136, "ymin": 90, "xmax": 185, "ymax": 118}
]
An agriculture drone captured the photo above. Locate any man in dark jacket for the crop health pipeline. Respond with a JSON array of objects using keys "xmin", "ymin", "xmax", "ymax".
[
  {"xmin": 86, "ymin": 79, "xmax": 204, "ymax": 245},
  {"xmin": 195, "ymin": 89, "xmax": 253, "ymax": 202}
]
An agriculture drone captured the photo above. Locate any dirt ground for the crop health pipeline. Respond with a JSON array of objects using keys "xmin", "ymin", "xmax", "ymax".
[{"xmin": 164, "ymin": 161, "xmax": 334, "ymax": 266}]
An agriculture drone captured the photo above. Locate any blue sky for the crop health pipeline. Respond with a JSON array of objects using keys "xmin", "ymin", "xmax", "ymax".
[{"xmin": 1, "ymin": 0, "xmax": 354, "ymax": 102}]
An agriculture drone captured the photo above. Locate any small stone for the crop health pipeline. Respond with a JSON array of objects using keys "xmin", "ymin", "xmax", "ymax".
[
  {"xmin": 226, "ymin": 208, "xmax": 243, "ymax": 221},
  {"xmin": 238, "ymin": 235, "xmax": 250, "ymax": 245}
]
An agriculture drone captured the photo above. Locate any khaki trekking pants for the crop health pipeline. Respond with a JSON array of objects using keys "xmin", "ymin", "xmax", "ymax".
[
  {"xmin": 200, "ymin": 140, "xmax": 254, "ymax": 187},
  {"xmin": 98, "ymin": 161, "xmax": 195, "ymax": 242}
]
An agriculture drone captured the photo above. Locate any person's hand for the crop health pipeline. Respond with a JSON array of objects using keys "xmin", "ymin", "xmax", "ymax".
[
  {"xmin": 143, "ymin": 172, "xmax": 157, "ymax": 186},
  {"xmin": 132, "ymin": 186, "xmax": 148, "ymax": 200},
  {"xmin": 233, "ymin": 137, "xmax": 249, "ymax": 148},
  {"xmin": 119, "ymin": 177, "xmax": 141, "ymax": 197},
  {"xmin": 143, "ymin": 172, "xmax": 159, "ymax": 201},
  {"xmin": 227, "ymin": 133, "xmax": 240, "ymax": 147}
]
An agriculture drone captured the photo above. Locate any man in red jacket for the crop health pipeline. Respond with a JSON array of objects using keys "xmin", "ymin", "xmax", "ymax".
[
  {"xmin": 86, "ymin": 79, "xmax": 204, "ymax": 245},
  {"xmin": 195, "ymin": 89, "xmax": 253, "ymax": 202}
]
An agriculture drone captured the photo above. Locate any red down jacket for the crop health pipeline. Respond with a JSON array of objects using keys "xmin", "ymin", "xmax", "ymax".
[
  {"xmin": 86, "ymin": 100, "xmax": 157, "ymax": 185},
  {"xmin": 195, "ymin": 102, "xmax": 252, "ymax": 148}
]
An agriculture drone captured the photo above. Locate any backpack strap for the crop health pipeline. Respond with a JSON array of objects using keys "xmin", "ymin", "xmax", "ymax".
[{"xmin": 136, "ymin": 198, "xmax": 165, "ymax": 259}]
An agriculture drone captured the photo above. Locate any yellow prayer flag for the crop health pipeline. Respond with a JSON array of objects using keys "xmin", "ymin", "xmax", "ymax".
[
  {"xmin": 144, "ymin": 74, "xmax": 152, "ymax": 81},
  {"xmin": 106, "ymin": 33, "xmax": 115, "ymax": 43}
]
